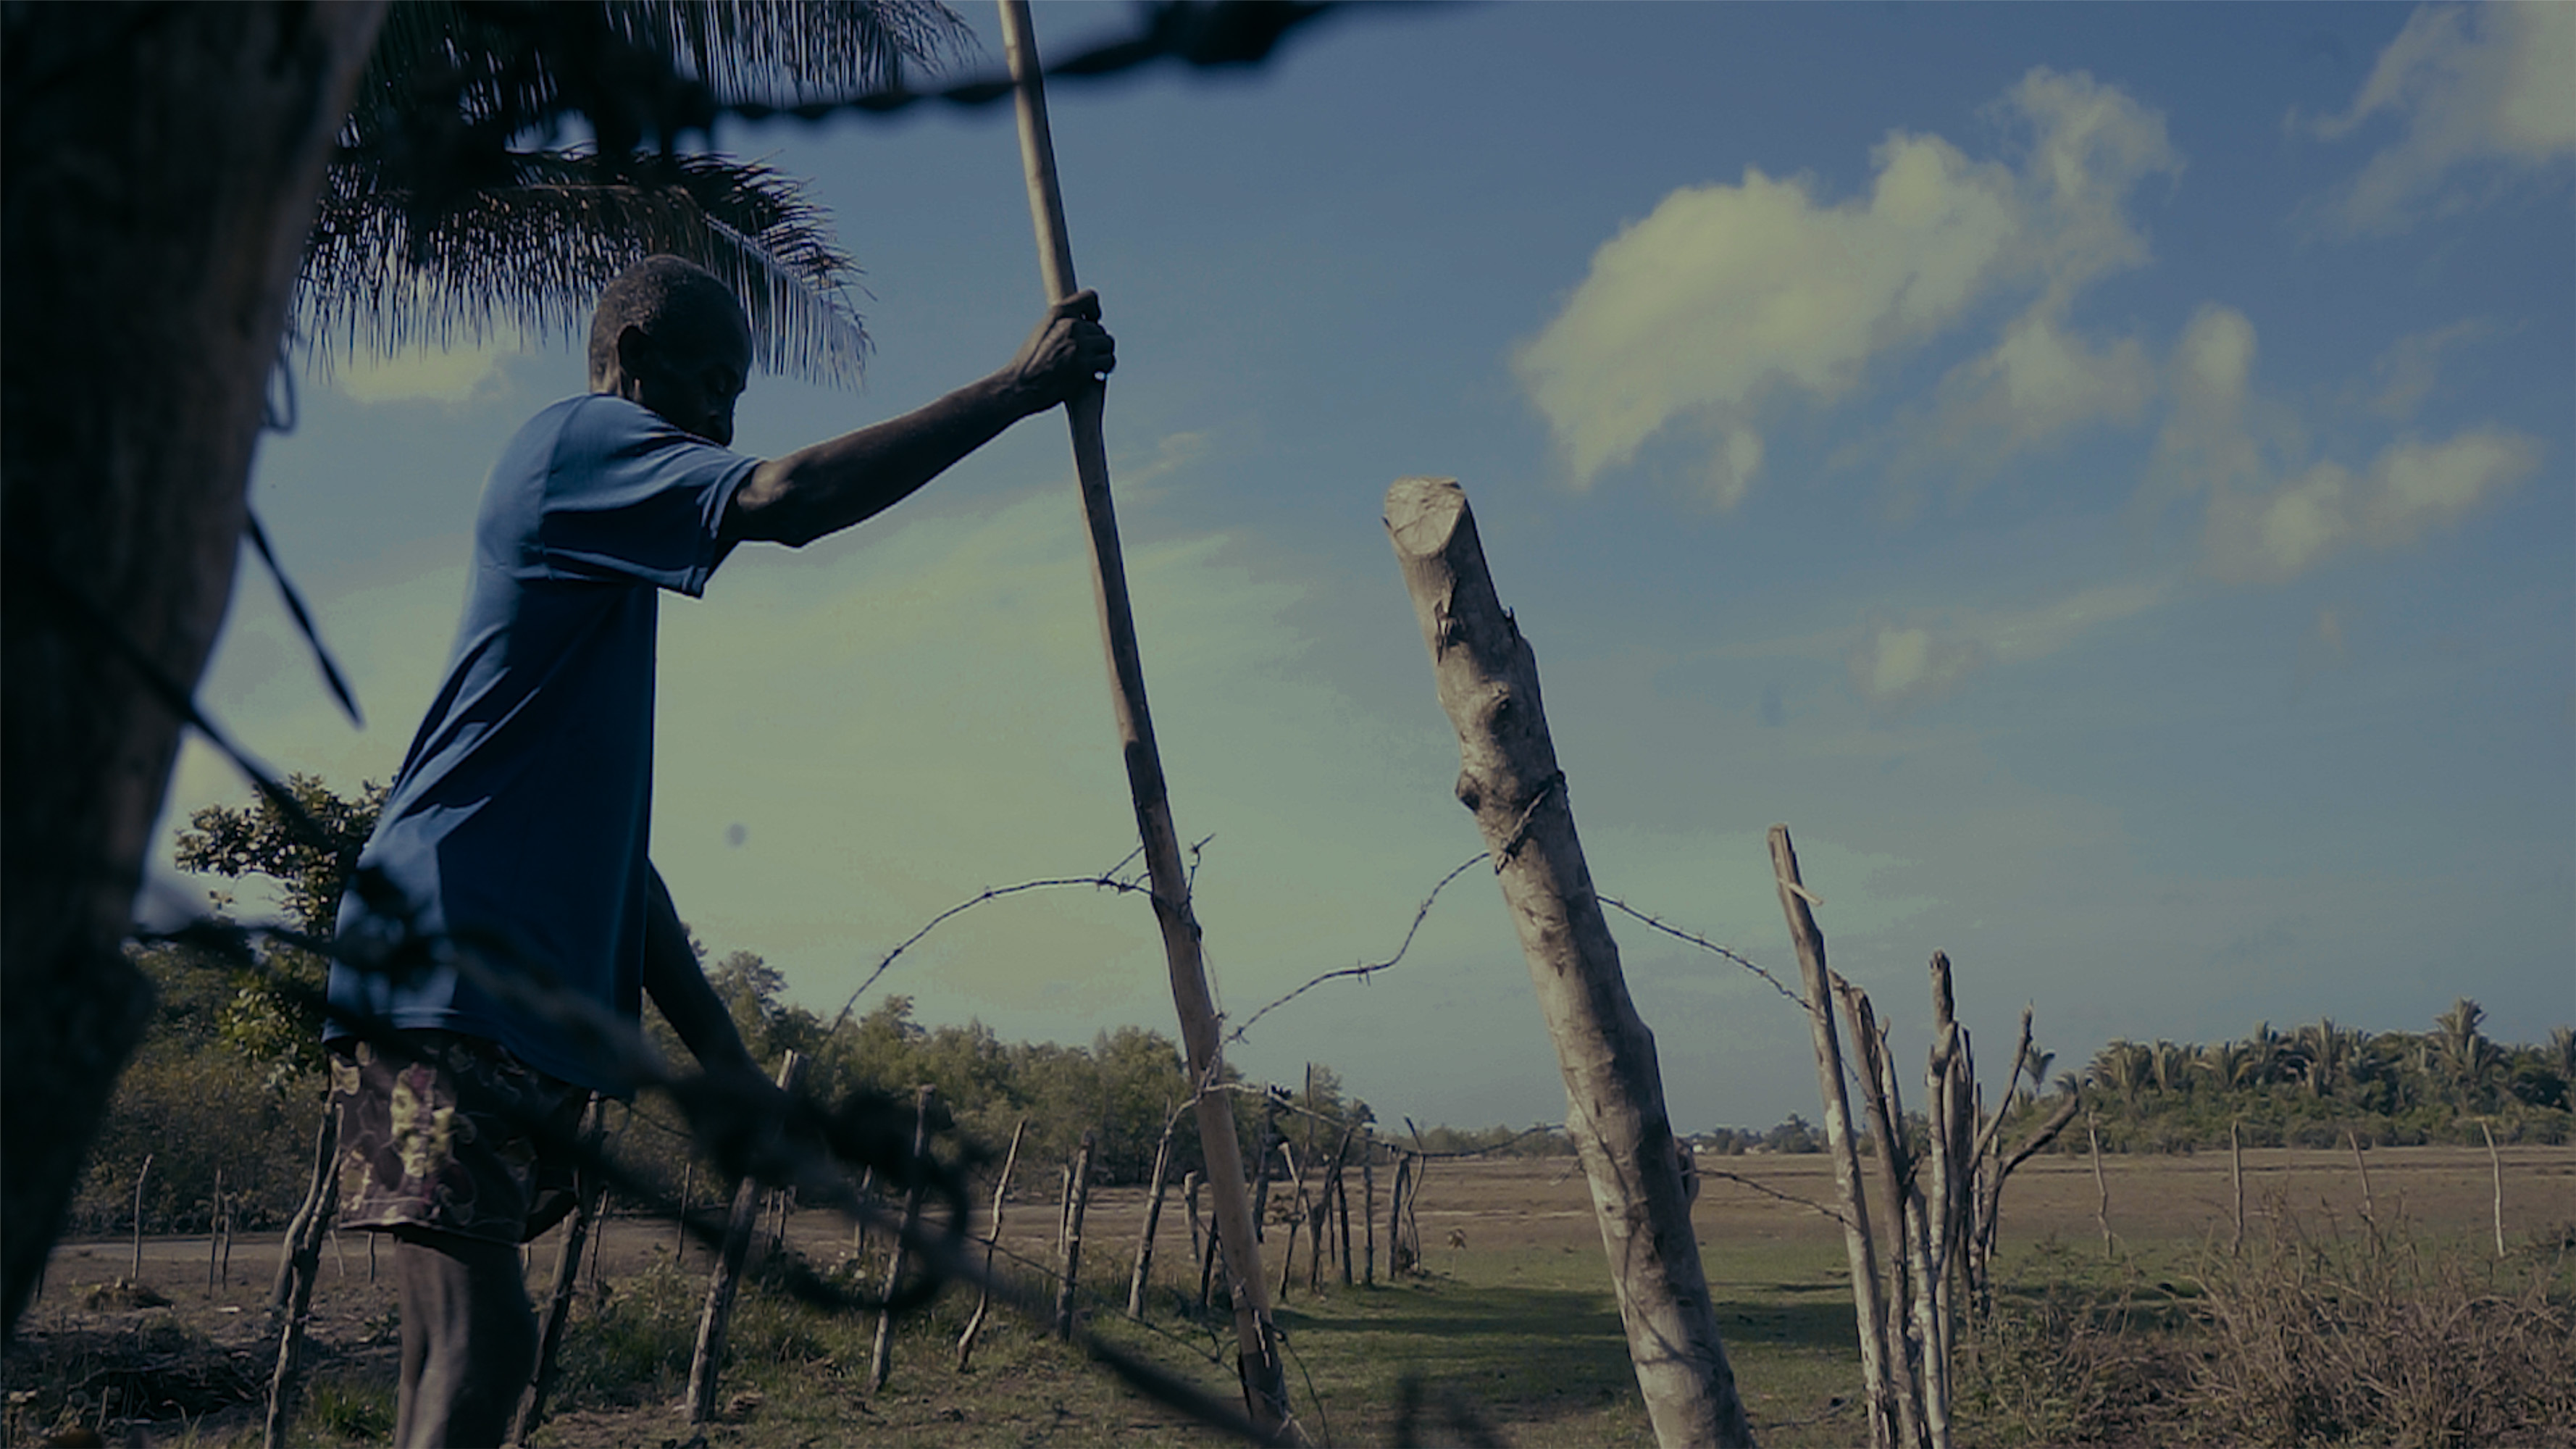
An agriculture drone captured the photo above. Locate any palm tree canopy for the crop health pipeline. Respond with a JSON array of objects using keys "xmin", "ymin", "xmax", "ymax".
[{"xmin": 304, "ymin": 0, "xmax": 975, "ymax": 387}]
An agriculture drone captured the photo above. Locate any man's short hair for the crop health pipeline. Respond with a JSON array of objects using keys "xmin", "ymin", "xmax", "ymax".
[{"xmin": 588, "ymin": 256, "xmax": 743, "ymax": 380}]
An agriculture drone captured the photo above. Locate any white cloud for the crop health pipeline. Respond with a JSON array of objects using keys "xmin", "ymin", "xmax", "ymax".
[
  {"xmin": 2146, "ymin": 305, "xmax": 2541, "ymax": 584},
  {"xmin": 325, "ymin": 328, "xmax": 524, "ymax": 404},
  {"xmin": 2303, "ymin": 3, "xmax": 2576, "ymax": 233},
  {"xmin": 2368, "ymin": 318, "xmax": 2494, "ymax": 420},
  {"xmin": 2201, "ymin": 428, "xmax": 2540, "ymax": 584},
  {"xmin": 1847, "ymin": 579, "xmax": 2170, "ymax": 711},
  {"xmin": 1516, "ymin": 67, "xmax": 2178, "ymax": 505}
]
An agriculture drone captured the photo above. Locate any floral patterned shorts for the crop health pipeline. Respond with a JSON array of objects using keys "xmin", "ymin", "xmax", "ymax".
[{"xmin": 330, "ymin": 1032, "xmax": 590, "ymax": 1245}]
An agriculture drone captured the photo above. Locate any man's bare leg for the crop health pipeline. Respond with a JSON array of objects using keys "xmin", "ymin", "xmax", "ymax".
[{"xmin": 390, "ymin": 1228, "xmax": 535, "ymax": 1448}]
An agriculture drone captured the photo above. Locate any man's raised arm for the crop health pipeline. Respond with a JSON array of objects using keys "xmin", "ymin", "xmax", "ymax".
[{"xmin": 719, "ymin": 291, "xmax": 1114, "ymax": 550}]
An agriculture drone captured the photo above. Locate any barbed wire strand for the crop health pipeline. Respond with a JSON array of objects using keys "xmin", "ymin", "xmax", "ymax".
[{"xmin": 1226, "ymin": 851, "xmax": 1488, "ymax": 1044}]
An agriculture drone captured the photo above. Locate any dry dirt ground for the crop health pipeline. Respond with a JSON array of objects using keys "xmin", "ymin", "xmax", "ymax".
[{"xmin": 10, "ymin": 1144, "xmax": 2569, "ymax": 1445}]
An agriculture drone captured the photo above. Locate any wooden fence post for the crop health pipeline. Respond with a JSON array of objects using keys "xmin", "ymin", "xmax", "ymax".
[
  {"xmin": 263, "ymin": 1115, "xmax": 339, "ymax": 1449},
  {"xmin": 1127, "ymin": 1110, "xmax": 1176, "ymax": 1319},
  {"xmin": 1770, "ymin": 825, "xmax": 1894, "ymax": 1449},
  {"xmin": 2090, "ymin": 1112, "xmax": 2112, "ymax": 1257},
  {"xmin": 1054, "ymin": 1130, "xmax": 1095, "ymax": 1340},
  {"xmin": 955, "ymin": 1118, "xmax": 1025, "ymax": 1372},
  {"xmin": 1362, "ymin": 1151, "xmax": 1376, "ymax": 1285},
  {"xmin": 206, "ymin": 1167, "xmax": 222, "ymax": 1297},
  {"xmin": 869, "ymin": 1085, "xmax": 940, "ymax": 1392},
  {"xmin": 1182, "ymin": 1169, "xmax": 1203, "ymax": 1269},
  {"xmin": 686, "ymin": 1051, "xmax": 804, "ymax": 1425},
  {"xmin": 2481, "ymin": 1120, "xmax": 2504, "ymax": 1258},
  {"xmin": 511, "ymin": 1095, "xmax": 606, "ymax": 1447},
  {"xmin": 1387, "ymin": 475, "xmax": 1755, "ymax": 1449},
  {"xmin": 1250, "ymin": 1088, "xmax": 1279, "ymax": 1244},
  {"xmin": 1836, "ymin": 980, "xmax": 1928, "ymax": 1449}
]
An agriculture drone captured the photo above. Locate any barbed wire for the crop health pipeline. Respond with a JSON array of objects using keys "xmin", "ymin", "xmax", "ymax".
[
  {"xmin": 1597, "ymin": 895, "xmax": 1810, "ymax": 1011},
  {"xmin": 1225, "ymin": 851, "xmax": 1487, "ymax": 1045}
]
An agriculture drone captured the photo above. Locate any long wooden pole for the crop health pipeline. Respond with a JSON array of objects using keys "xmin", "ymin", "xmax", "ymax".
[{"xmin": 994, "ymin": 2, "xmax": 1289, "ymax": 1429}]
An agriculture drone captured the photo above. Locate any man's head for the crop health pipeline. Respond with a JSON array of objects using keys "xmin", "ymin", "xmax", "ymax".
[{"xmin": 588, "ymin": 256, "xmax": 754, "ymax": 447}]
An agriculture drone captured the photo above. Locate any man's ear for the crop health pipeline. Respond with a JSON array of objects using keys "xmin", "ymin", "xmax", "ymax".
[{"xmin": 614, "ymin": 323, "xmax": 655, "ymax": 383}]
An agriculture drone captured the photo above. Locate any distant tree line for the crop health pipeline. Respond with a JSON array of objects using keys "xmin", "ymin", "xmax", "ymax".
[{"xmin": 2066, "ymin": 1007, "xmax": 2572, "ymax": 1152}]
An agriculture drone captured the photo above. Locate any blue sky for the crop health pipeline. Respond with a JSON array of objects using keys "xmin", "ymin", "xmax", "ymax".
[{"xmin": 164, "ymin": 2, "xmax": 2572, "ymax": 1130}]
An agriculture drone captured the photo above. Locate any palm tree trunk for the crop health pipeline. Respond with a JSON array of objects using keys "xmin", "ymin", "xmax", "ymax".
[{"xmin": 1, "ymin": 0, "xmax": 386, "ymax": 1340}]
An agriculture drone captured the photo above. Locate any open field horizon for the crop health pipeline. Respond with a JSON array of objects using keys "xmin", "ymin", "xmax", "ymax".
[{"xmin": 16, "ymin": 1145, "xmax": 2570, "ymax": 1446}]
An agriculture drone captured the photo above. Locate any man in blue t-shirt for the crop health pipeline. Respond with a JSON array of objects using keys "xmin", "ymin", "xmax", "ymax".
[{"xmin": 326, "ymin": 254, "xmax": 1112, "ymax": 1447}]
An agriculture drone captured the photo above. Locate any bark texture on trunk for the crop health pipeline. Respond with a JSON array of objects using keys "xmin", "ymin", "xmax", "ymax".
[
  {"xmin": 1386, "ymin": 477, "xmax": 1755, "ymax": 1449},
  {"xmin": 1, "ymin": 0, "xmax": 387, "ymax": 1338}
]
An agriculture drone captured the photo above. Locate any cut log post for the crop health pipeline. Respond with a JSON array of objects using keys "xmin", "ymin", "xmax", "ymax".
[
  {"xmin": 511, "ymin": 1095, "xmax": 606, "ymax": 1447},
  {"xmin": 1387, "ymin": 475, "xmax": 1755, "ymax": 1449},
  {"xmin": 1770, "ymin": 825, "xmax": 1893, "ymax": 1449},
  {"xmin": 995, "ymin": 1, "xmax": 1290, "ymax": 1427},
  {"xmin": 869, "ymin": 1085, "xmax": 940, "ymax": 1392},
  {"xmin": 1127, "ymin": 1110, "xmax": 1176, "ymax": 1319},
  {"xmin": 686, "ymin": 1051, "xmax": 804, "ymax": 1424},
  {"xmin": 1054, "ymin": 1129, "xmax": 1095, "ymax": 1340},
  {"xmin": 956, "ymin": 1118, "xmax": 1025, "ymax": 1372}
]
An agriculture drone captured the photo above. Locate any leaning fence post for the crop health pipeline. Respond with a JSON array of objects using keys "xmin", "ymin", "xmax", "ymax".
[
  {"xmin": 263, "ymin": 1122, "xmax": 338, "ymax": 1449},
  {"xmin": 511, "ymin": 1095, "xmax": 606, "ymax": 1446},
  {"xmin": 869, "ymin": 1085, "xmax": 940, "ymax": 1392},
  {"xmin": 1770, "ymin": 826, "xmax": 1893, "ymax": 1449},
  {"xmin": 2481, "ymin": 1120, "xmax": 2504, "ymax": 1258},
  {"xmin": 686, "ymin": 1051, "xmax": 805, "ymax": 1425},
  {"xmin": 1387, "ymin": 475, "xmax": 1755, "ymax": 1449},
  {"xmin": 955, "ymin": 1118, "xmax": 1026, "ymax": 1372},
  {"xmin": 1128, "ymin": 1108, "xmax": 1177, "ymax": 1319}
]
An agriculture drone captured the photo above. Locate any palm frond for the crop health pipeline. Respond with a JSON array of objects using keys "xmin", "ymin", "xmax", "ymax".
[
  {"xmin": 298, "ymin": 151, "xmax": 866, "ymax": 386},
  {"xmin": 606, "ymin": 0, "xmax": 977, "ymax": 102}
]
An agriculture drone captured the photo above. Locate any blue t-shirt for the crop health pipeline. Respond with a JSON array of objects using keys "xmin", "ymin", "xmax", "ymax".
[{"xmin": 328, "ymin": 394, "xmax": 757, "ymax": 1094}]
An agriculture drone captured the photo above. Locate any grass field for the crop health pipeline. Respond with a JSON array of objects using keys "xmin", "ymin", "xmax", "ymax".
[{"xmin": 9, "ymin": 1144, "xmax": 2571, "ymax": 1446}]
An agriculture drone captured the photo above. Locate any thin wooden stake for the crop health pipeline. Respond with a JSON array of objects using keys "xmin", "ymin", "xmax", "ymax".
[
  {"xmin": 870, "ymin": 1085, "xmax": 940, "ymax": 1392},
  {"xmin": 208, "ymin": 1168, "xmax": 222, "ymax": 1296},
  {"xmin": 2088, "ymin": 1111, "xmax": 2112, "ymax": 1258},
  {"xmin": 130, "ymin": 1153, "xmax": 154, "ymax": 1282},
  {"xmin": 1055, "ymin": 1130, "xmax": 1096, "ymax": 1340},
  {"xmin": 2481, "ymin": 1120, "xmax": 2504, "ymax": 1258},
  {"xmin": 2348, "ymin": 1128, "xmax": 2374, "ymax": 1224},
  {"xmin": 1770, "ymin": 826, "xmax": 1892, "ymax": 1449},
  {"xmin": 686, "ymin": 1051, "xmax": 805, "ymax": 1424},
  {"xmin": 995, "ymin": 2, "xmax": 1289, "ymax": 1425},
  {"xmin": 956, "ymin": 1118, "xmax": 1026, "ymax": 1372},
  {"xmin": 1127, "ymin": 1109, "xmax": 1176, "ymax": 1319},
  {"xmin": 2230, "ymin": 1120, "xmax": 2245, "ymax": 1256},
  {"xmin": 513, "ymin": 1095, "xmax": 606, "ymax": 1446}
]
